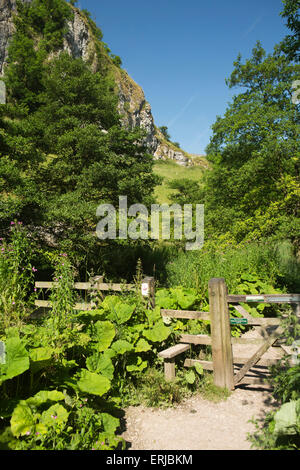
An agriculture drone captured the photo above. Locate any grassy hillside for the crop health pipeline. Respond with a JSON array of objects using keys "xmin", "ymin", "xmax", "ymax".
[{"xmin": 153, "ymin": 159, "xmax": 205, "ymax": 204}]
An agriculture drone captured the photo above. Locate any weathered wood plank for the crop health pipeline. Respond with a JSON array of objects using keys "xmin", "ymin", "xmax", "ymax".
[
  {"xmin": 231, "ymin": 337, "xmax": 268, "ymax": 345},
  {"xmin": 184, "ymin": 358, "xmax": 214, "ymax": 370},
  {"xmin": 161, "ymin": 309, "xmax": 210, "ymax": 320},
  {"xmin": 233, "ymin": 356, "xmax": 285, "ymax": 367},
  {"xmin": 233, "ymin": 326, "xmax": 284, "ymax": 385},
  {"xmin": 236, "ymin": 376, "xmax": 272, "ymax": 386},
  {"xmin": 96, "ymin": 283, "xmax": 135, "ymax": 291},
  {"xmin": 158, "ymin": 343, "xmax": 190, "ymax": 359},
  {"xmin": 35, "ymin": 281, "xmax": 135, "ymax": 291},
  {"xmin": 228, "ymin": 294, "xmax": 300, "ymax": 304},
  {"xmin": 164, "ymin": 359, "xmax": 176, "ymax": 381},
  {"xmin": 34, "ymin": 300, "xmax": 93, "ymax": 310},
  {"xmin": 231, "ymin": 305, "xmax": 280, "ymax": 326},
  {"xmin": 179, "ymin": 334, "xmax": 212, "ymax": 345}
]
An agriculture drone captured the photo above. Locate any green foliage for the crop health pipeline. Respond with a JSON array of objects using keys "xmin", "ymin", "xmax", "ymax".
[
  {"xmin": 280, "ymin": 0, "xmax": 300, "ymax": 61},
  {"xmin": 5, "ymin": 0, "xmax": 73, "ymax": 110},
  {"xmin": 159, "ymin": 126, "xmax": 171, "ymax": 141},
  {"xmin": 1, "ymin": 5, "xmax": 159, "ymax": 261},
  {"xmin": 165, "ymin": 240, "xmax": 292, "ymax": 296},
  {"xmin": 0, "ymin": 223, "xmax": 37, "ymax": 329},
  {"xmin": 0, "ymin": 336, "xmax": 29, "ymax": 385},
  {"xmin": 204, "ymin": 42, "xmax": 300, "ymax": 246}
]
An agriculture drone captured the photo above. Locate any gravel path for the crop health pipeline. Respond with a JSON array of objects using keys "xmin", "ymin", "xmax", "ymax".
[
  {"xmin": 121, "ymin": 325, "xmax": 288, "ymax": 450},
  {"xmin": 121, "ymin": 386, "xmax": 278, "ymax": 450}
]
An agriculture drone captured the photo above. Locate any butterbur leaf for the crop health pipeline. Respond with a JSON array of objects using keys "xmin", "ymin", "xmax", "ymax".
[
  {"xmin": 11, "ymin": 401, "xmax": 35, "ymax": 437},
  {"xmin": 101, "ymin": 413, "xmax": 120, "ymax": 434},
  {"xmin": 113, "ymin": 302, "xmax": 135, "ymax": 324},
  {"xmin": 143, "ymin": 321, "xmax": 171, "ymax": 343},
  {"xmin": 171, "ymin": 287, "xmax": 197, "ymax": 310},
  {"xmin": 194, "ymin": 362, "xmax": 204, "ymax": 376},
  {"xmin": 26, "ymin": 390, "xmax": 65, "ymax": 408},
  {"xmin": 111, "ymin": 340, "xmax": 133, "ymax": 354},
  {"xmin": 92, "ymin": 321, "xmax": 115, "ymax": 352},
  {"xmin": 101, "ymin": 295, "xmax": 119, "ymax": 311},
  {"xmin": 146, "ymin": 306, "xmax": 161, "ymax": 327},
  {"xmin": 274, "ymin": 399, "xmax": 300, "ymax": 435},
  {"xmin": 40, "ymin": 404, "xmax": 69, "ymax": 430},
  {"xmin": 185, "ymin": 370, "xmax": 196, "ymax": 384},
  {"xmin": 134, "ymin": 338, "xmax": 151, "ymax": 353},
  {"xmin": 0, "ymin": 337, "xmax": 29, "ymax": 383},
  {"xmin": 29, "ymin": 347, "xmax": 53, "ymax": 374},
  {"xmin": 86, "ymin": 352, "xmax": 114, "ymax": 380},
  {"xmin": 155, "ymin": 289, "xmax": 176, "ymax": 309},
  {"xmin": 77, "ymin": 369, "xmax": 111, "ymax": 396},
  {"xmin": 126, "ymin": 356, "xmax": 148, "ymax": 372}
]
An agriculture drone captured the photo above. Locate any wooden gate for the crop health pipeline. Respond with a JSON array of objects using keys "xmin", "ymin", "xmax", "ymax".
[
  {"xmin": 209, "ymin": 278, "xmax": 300, "ymax": 389},
  {"xmin": 158, "ymin": 278, "xmax": 300, "ymax": 391}
]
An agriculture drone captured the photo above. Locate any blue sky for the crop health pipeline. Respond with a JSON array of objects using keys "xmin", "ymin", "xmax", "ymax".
[{"xmin": 77, "ymin": 0, "xmax": 289, "ymax": 155}]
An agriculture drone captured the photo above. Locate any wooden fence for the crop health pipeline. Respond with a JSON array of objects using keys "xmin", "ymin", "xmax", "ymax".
[
  {"xmin": 34, "ymin": 275, "xmax": 300, "ymax": 391},
  {"xmin": 34, "ymin": 276, "xmax": 155, "ymax": 311}
]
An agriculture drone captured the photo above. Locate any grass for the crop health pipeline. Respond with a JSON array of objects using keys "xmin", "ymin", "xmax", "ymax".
[{"xmin": 153, "ymin": 159, "xmax": 205, "ymax": 204}]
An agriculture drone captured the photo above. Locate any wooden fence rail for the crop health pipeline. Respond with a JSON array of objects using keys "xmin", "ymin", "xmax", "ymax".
[{"xmin": 34, "ymin": 276, "xmax": 155, "ymax": 311}]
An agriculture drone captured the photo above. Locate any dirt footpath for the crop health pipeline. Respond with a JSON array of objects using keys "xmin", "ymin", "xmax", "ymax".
[{"xmin": 121, "ymin": 387, "xmax": 278, "ymax": 450}]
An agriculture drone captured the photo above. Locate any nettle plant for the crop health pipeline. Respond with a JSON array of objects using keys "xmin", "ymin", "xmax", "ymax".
[{"xmin": 0, "ymin": 222, "xmax": 37, "ymax": 330}]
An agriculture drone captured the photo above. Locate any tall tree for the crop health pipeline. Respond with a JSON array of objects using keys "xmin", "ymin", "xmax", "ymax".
[
  {"xmin": 0, "ymin": 1, "xmax": 159, "ymax": 259},
  {"xmin": 280, "ymin": 0, "xmax": 300, "ymax": 62},
  {"xmin": 203, "ymin": 42, "xmax": 300, "ymax": 245}
]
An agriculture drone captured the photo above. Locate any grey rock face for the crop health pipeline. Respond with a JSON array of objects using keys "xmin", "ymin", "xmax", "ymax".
[
  {"xmin": 63, "ymin": 10, "xmax": 91, "ymax": 62},
  {"xmin": 0, "ymin": 1, "xmax": 186, "ymax": 161},
  {"xmin": 0, "ymin": 0, "xmax": 32, "ymax": 75},
  {"xmin": 154, "ymin": 144, "xmax": 190, "ymax": 166}
]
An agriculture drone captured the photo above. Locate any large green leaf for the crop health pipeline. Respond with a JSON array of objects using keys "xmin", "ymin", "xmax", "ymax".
[
  {"xmin": 77, "ymin": 369, "xmax": 111, "ymax": 396},
  {"xmin": 194, "ymin": 362, "xmax": 204, "ymax": 376},
  {"xmin": 185, "ymin": 370, "xmax": 196, "ymax": 384},
  {"xmin": 134, "ymin": 338, "xmax": 151, "ymax": 353},
  {"xmin": 101, "ymin": 295, "xmax": 119, "ymax": 311},
  {"xmin": 143, "ymin": 321, "xmax": 171, "ymax": 343},
  {"xmin": 274, "ymin": 399, "xmax": 300, "ymax": 436},
  {"xmin": 155, "ymin": 289, "xmax": 176, "ymax": 309},
  {"xmin": 146, "ymin": 306, "xmax": 162, "ymax": 327},
  {"xmin": 26, "ymin": 390, "xmax": 65, "ymax": 408},
  {"xmin": 126, "ymin": 356, "xmax": 148, "ymax": 372},
  {"xmin": 101, "ymin": 413, "xmax": 120, "ymax": 434},
  {"xmin": 0, "ymin": 337, "xmax": 29, "ymax": 384},
  {"xmin": 29, "ymin": 347, "xmax": 53, "ymax": 374},
  {"xmin": 10, "ymin": 401, "xmax": 35, "ymax": 437},
  {"xmin": 111, "ymin": 340, "xmax": 133, "ymax": 355},
  {"xmin": 174, "ymin": 290, "xmax": 197, "ymax": 310},
  {"xmin": 92, "ymin": 321, "xmax": 115, "ymax": 352},
  {"xmin": 113, "ymin": 302, "xmax": 135, "ymax": 325},
  {"xmin": 40, "ymin": 403, "xmax": 69, "ymax": 430},
  {"xmin": 86, "ymin": 352, "xmax": 114, "ymax": 380}
]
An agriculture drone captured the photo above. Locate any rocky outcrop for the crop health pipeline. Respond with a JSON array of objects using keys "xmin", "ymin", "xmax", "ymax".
[
  {"xmin": 154, "ymin": 143, "xmax": 191, "ymax": 166},
  {"xmin": 0, "ymin": 0, "xmax": 31, "ymax": 75},
  {"xmin": 0, "ymin": 1, "xmax": 191, "ymax": 162}
]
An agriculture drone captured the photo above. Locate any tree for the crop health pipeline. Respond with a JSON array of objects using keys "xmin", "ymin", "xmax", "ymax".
[
  {"xmin": 280, "ymin": 0, "xmax": 300, "ymax": 62},
  {"xmin": 0, "ymin": 2, "xmax": 160, "ymax": 261},
  {"xmin": 4, "ymin": 0, "xmax": 73, "ymax": 111},
  {"xmin": 203, "ymin": 42, "xmax": 300, "ymax": 245},
  {"xmin": 159, "ymin": 126, "xmax": 171, "ymax": 141}
]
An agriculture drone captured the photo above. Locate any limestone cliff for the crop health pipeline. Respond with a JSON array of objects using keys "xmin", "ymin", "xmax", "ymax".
[{"xmin": 0, "ymin": 0, "xmax": 195, "ymax": 163}]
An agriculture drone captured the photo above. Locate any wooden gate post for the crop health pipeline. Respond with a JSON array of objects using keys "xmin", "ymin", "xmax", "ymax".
[
  {"xmin": 209, "ymin": 278, "xmax": 234, "ymax": 391},
  {"xmin": 141, "ymin": 276, "xmax": 155, "ymax": 308}
]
